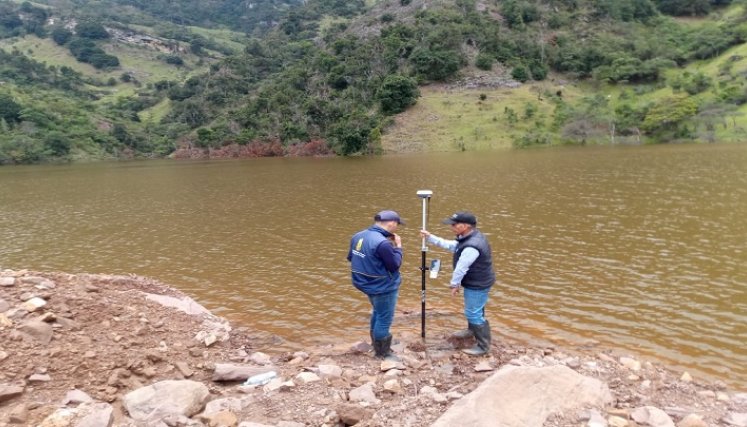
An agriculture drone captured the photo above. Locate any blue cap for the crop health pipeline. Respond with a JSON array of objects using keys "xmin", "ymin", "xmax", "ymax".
[{"xmin": 375, "ymin": 210, "xmax": 405, "ymax": 225}]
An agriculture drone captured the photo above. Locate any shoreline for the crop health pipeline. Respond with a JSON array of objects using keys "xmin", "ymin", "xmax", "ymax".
[{"xmin": 1, "ymin": 269, "xmax": 745, "ymax": 426}]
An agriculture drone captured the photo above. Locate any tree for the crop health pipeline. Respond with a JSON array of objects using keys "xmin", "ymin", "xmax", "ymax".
[
  {"xmin": 0, "ymin": 93, "xmax": 22, "ymax": 124},
  {"xmin": 641, "ymin": 95, "xmax": 697, "ymax": 134},
  {"xmin": 475, "ymin": 53, "xmax": 494, "ymax": 70},
  {"xmin": 377, "ymin": 74, "xmax": 419, "ymax": 115},
  {"xmin": 409, "ymin": 48, "xmax": 461, "ymax": 81},
  {"xmin": 51, "ymin": 27, "xmax": 73, "ymax": 45},
  {"xmin": 0, "ymin": 5, "xmax": 22, "ymax": 30},
  {"xmin": 44, "ymin": 132, "xmax": 72, "ymax": 156},
  {"xmin": 76, "ymin": 21, "xmax": 109, "ymax": 39},
  {"xmin": 329, "ymin": 112, "xmax": 377, "ymax": 155},
  {"xmin": 511, "ymin": 65, "xmax": 529, "ymax": 82},
  {"xmin": 654, "ymin": 0, "xmax": 714, "ymax": 15}
]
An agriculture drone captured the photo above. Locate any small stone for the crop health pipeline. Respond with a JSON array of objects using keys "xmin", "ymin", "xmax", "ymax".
[
  {"xmin": 585, "ymin": 409, "xmax": 605, "ymax": 426},
  {"xmin": 0, "ymin": 314, "xmax": 12, "ymax": 327},
  {"xmin": 722, "ymin": 412, "xmax": 747, "ymax": 427},
  {"xmin": 474, "ymin": 361, "xmax": 493, "ymax": 372},
  {"xmin": 8, "ymin": 403, "xmax": 28, "ymax": 424},
  {"xmin": 445, "ymin": 391, "xmax": 463, "ymax": 400},
  {"xmin": 175, "ymin": 361, "xmax": 193, "ymax": 378},
  {"xmin": 0, "ymin": 277, "xmax": 15, "ymax": 286},
  {"xmin": 22, "ymin": 297, "xmax": 47, "ymax": 313},
  {"xmin": 62, "ymin": 389, "xmax": 93, "ymax": 405},
  {"xmin": 349, "ymin": 383, "xmax": 379, "ymax": 404},
  {"xmin": 620, "ymin": 357, "xmax": 641, "ymax": 371},
  {"xmin": 28, "ymin": 373, "xmax": 51, "ymax": 382},
  {"xmin": 609, "ymin": 415, "xmax": 629, "ymax": 427},
  {"xmin": 0, "ymin": 385, "xmax": 24, "ymax": 403},
  {"xmin": 380, "ymin": 360, "xmax": 405, "ymax": 371},
  {"xmin": 295, "ymin": 372, "xmax": 320, "ymax": 384},
  {"xmin": 206, "ymin": 410, "xmax": 238, "ymax": 427},
  {"xmin": 680, "ymin": 372, "xmax": 692, "ymax": 382},
  {"xmin": 249, "ymin": 352, "xmax": 272, "ymax": 365},
  {"xmin": 677, "ymin": 414, "xmax": 707, "ymax": 427},
  {"xmin": 318, "ymin": 364, "xmax": 343, "ymax": 378},
  {"xmin": 383, "ymin": 379, "xmax": 401, "ymax": 393}
]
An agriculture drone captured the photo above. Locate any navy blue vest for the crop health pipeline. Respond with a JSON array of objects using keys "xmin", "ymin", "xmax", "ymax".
[
  {"xmin": 454, "ymin": 230, "xmax": 495, "ymax": 290},
  {"xmin": 349, "ymin": 226, "xmax": 402, "ymax": 295}
]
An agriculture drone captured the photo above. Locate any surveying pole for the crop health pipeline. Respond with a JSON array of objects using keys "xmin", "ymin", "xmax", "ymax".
[{"xmin": 417, "ymin": 190, "xmax": 433, "ymax": 339}]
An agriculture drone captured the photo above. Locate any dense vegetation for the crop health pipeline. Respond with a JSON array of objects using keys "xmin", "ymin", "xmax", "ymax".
[{"xmin": 1, "ymin": 0, "xmax": 746, "ymax": 163}]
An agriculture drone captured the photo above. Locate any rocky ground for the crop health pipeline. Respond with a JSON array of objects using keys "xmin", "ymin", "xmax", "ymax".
[{"xmin": 1, "ymin": 269, "xmax": 746, "ymax": 427}]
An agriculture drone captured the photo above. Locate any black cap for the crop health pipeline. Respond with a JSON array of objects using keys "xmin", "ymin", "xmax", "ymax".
[
  {"xmin": 442, "ymin": 211, "xmax": 477, "ymax": 226},
  {"xmin": 375, "ymin": 210, "xmax": 405, "ymax": 225}
]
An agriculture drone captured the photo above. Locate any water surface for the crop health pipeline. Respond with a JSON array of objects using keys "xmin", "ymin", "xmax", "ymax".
[{"xmin": 1, "ymin": 143, "xmax": 745, "ymax": 387}]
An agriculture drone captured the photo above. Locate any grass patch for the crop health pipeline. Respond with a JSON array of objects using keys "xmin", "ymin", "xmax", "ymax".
[
  {"xmin": 186, "ymin": 26, "xmax": 247, "ymax": 53},
  {"xmin": 0, "ymin": 36, "xmax": 100, "ymax": 75},
  {"xmin": 139, "ymin": 98, "xmax": 171, "ymax": 123},
  {"xmin": 381, "ymin": 81, "xmax": 577, "ymax": 152}
]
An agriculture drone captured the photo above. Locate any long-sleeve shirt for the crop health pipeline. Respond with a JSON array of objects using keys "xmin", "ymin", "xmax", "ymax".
[{"xmin": 427, "ymin": 235, "xmax": 480, "ymax": 288}]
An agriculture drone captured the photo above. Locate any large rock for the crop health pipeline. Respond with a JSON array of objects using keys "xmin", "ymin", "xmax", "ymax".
[
  {"xmin": 431, "ymin": 365, "xmax": 613, "ymax": 427},
  {"xmin": 122, "ymin": 380, "xmax": 209, "ymax": 421}
]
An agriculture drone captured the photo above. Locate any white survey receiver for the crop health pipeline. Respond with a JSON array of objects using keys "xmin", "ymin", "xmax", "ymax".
[
  {"xmin": 429, "ymin": 259, "xmax": 441, "ymax": 279},
  {"xmin": 417, "ymin": 190, "xmax": 433, "ymax": 198}
]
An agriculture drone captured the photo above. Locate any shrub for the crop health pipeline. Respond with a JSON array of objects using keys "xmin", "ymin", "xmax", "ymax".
[
  {"xmin": 511, "ymin": 65, "xmax": 529, "ymax": 82},
  {"xmin": 51, "ymin": 27, "xmax": 73, "ymax": 45},
  {"xmin": 377, "ymin": 74, "xmax": 419, "ymax": 115},
  {"xmin": 475, "ymin": 53, "xmax": 494, "ymax": 70},
  {"xmin": 76, "ymin": 21, "xmax": 109, "ymax": 39}
]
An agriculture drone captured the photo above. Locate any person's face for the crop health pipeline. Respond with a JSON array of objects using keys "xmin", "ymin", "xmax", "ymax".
[
  {"xmin": 450, "ymin": 222, "xmax": 469, "ymax": 236},
  {"xmin": 383, "ymin": 221, "xmax": 399, "ymax": 233}
]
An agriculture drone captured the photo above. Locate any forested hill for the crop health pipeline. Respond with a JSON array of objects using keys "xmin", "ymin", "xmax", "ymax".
[{"xmin": 1, "ymin": 0, "xmax": 746, "ymax": 164}]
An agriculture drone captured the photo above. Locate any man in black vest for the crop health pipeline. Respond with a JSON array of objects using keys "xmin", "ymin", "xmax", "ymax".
[{"xmin": 421, "ymin": 211, "xmax": 496, "ymax": 356}]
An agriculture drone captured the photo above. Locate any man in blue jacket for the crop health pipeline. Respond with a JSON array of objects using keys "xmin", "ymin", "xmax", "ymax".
[
  {"xmin": 420, "ymin": 211, "xmax": 496, "ymax": 356},
  {"xmin": 347, "ymin": 210, "xmax": 404, "ymax": 360}
]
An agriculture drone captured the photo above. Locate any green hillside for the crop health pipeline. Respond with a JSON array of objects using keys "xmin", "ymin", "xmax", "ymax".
[
  {"xmin": 385, "ymin": 32, "xmax": 747, "ymax": 153},
  {"xmin": 1, "ymin": 0, "xmax": 746, "ymax": 164}
]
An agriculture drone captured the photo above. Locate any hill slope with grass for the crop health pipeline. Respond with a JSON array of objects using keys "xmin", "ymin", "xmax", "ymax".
[
  {"xmin": 1, "ymin": 0, "xmax": 746, "ymax": 164},
  {"xmin": 382, "ymin": 37, "xmax": 747, "ymax": 153},
  {"xmin": 0, "ymin": 0, "xmax": 298, "ymax": 163}
]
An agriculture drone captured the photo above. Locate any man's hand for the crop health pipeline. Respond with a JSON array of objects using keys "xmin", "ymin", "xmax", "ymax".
[
  {"xmin": 451, "ymin": 285, "xmax": 460, "ymax": 297},
  {"xmin": 392, "ymin": 233, "xmax": 402, "ymax": 248},
  {"xmin": 420, "ymin": 230, "xmax": 430, "ymax": 239}
]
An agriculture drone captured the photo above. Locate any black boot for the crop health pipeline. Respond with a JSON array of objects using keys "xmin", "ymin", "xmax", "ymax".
[
  {"xmin": 373, "ymin": 335, "xmax": 400, "ymax": 361},
  {"xmin": 451, "ymin": 327, "xmax": 474, "ymax": 339},
  {"xmin": 462, "ymin": 321, "xmax": 491, "ymax": 356}
]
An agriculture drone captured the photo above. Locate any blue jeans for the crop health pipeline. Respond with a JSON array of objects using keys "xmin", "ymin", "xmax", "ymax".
[
  {"xmin": 463, "ymin": 287, "xmax": 490, "ymax": 325},
  {"xmin": 367, "ymin": 289, "xmax": 399, "ymax": 340}
]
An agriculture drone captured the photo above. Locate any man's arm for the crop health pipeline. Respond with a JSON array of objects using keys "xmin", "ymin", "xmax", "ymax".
[
  {"xmin": 426, "ymin": 234, "xmax": 458, "ymax": 252},
  {"xmin": 376, "ymin": 242, "xmax": 403, "ymax": 272}
]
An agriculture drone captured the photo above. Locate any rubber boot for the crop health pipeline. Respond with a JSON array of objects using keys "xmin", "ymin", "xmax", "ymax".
[
  {"xmin": 374, "ymin": 334, "xmax": 401, "ymax": 362},
  {"xmin": 462, "ymin": 321, "xmax": 491, "ymax": 356},
  {"xmin": 451, "ymin": 327, "xmax": 474, "ymax": 339}
]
